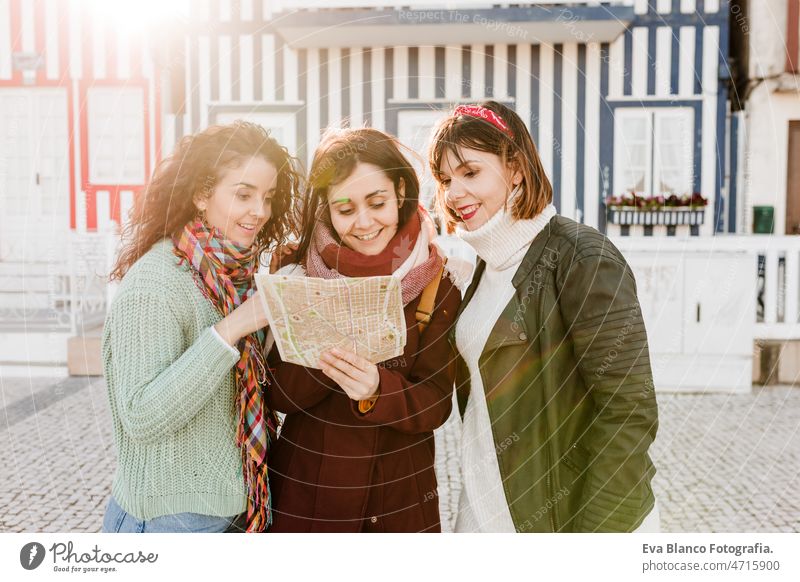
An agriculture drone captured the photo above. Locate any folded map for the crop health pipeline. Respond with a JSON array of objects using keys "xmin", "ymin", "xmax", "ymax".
[{"xmin": 255, "ymin": 273, "xmax": 407, "ymax": 369}]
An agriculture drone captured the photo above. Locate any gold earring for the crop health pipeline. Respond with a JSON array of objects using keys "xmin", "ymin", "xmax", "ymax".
[{"xmin": 197, "ymin": 208, "xmax": 207, "ymax": 223}]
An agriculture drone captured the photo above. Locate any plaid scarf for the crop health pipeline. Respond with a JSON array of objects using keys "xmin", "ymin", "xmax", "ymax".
[{"xmin": 172, "ymin": 219, "xmax": 277, "ymax": 533}]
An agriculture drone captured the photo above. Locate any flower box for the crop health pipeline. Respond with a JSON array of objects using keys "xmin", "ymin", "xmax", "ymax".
[
  {"xmin": 604, "ymin": 193, "xmax": 708, "ymax": 227},
  {"xmin": 606, "ymin": 207, "xmax": 706, "ymax": 226}
]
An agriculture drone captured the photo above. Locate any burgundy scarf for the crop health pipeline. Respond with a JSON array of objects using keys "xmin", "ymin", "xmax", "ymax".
[{"xmin": 304, "ymin": 207, "xmax": 443, "ymax": 305}]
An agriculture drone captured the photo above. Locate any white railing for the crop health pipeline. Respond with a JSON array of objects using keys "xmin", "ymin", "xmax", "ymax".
[
  {"xmin": 0, "ymin": 232, "xmax": 113, "ymax": 335},
  {"xmin": 274, "ymin": 1, "xmax": 634, "ymax": 10},
  {"xmin": 64, "ymin": 231, "xmax": 116, "ymax": 335},
  {"xmin": 613, "ymin": 236, "xmax": 800, "ymax": 341}
]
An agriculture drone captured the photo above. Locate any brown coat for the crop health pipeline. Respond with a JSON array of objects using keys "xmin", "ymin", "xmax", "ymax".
[{"xmin": 265, "ymin": 275, "xmax": 461, "ymax": 532}]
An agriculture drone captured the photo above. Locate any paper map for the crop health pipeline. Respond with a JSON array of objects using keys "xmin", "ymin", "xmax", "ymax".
[{"xmin": 255, "ymin": 274, "xmax": 407, "ymax": 369}]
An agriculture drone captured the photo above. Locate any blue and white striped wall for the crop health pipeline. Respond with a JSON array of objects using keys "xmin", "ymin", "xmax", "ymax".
[
  {"xmin": 173, "ymin": 0, "xmax": 735, "ymax": 235},
  {"xmin": 602, "ymin": 0, "xmax": 731, "ymax": 236}
]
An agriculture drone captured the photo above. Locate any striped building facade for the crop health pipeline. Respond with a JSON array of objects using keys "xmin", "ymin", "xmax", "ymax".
[
  {"xmin": 0, "ymin": 1, "xmax": 738, "ymax": 243},
  {"xmin": 169, "ymin": 0, "xmax": 735, "ymax": 237}
]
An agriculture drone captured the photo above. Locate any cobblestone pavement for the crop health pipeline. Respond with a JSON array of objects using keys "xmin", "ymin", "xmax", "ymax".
[
  {"xmin": 1, "ymin": 375, "xmax": 114, "ymax": 533},
  {"xmin": 1, "ymin": 375, "xmax": 798, "ymax": 532}
]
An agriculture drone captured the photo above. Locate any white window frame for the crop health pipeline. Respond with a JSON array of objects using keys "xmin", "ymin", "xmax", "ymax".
[
  {"xmin": 613, "ymin": 107, "xmax": 694, "ymax": 197},
  {"xmin": 87, "ymin": 87, "xmax": 146, "ymax": 185},
  {"xmin": 213, "ymin": 111, "xmax": 297, "ymax": 158},
  {"xmin": 396, "ymin": 109, "xmax": 448, "ymax": 209}
]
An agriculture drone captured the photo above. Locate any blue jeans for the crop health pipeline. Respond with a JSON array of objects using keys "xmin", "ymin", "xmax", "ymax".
[{"xmin": 102, "ymin": 496, "xmax": 242, "ymax": 533}]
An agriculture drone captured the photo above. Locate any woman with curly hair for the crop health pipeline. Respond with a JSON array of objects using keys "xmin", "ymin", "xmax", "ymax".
[{"xmin": 101, "ymin": 121, "xmax": 301, "ymax": 533}]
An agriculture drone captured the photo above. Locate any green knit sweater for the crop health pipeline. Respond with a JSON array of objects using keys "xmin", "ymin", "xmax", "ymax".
[{"xmin": 102, "ymin": 239, "xmax": 247, "ymax": 520}]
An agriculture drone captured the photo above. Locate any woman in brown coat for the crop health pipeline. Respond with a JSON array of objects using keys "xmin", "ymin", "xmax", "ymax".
[{"xmin": 265, "ymin": 128, "xmax": 461, "ymax": 532}]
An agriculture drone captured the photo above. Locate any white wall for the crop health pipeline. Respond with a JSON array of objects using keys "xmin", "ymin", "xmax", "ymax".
[
  {"xmin": 749, "ymin": 0, "xmax": 789, "ymax": 79},
  {"xmin": 742, "ymin": 83, "xmax": 800, "ymax": 234}
]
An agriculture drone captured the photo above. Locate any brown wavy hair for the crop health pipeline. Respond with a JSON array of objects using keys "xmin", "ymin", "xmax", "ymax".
[
  {"xmin": 292, "ymin": 127, "xmax": 420, "ymax": 264},
  {"xmin": 428, "ymin": 100, "xmax": 553, "ymax": 233},
  {"xmin": 110, "ymin": 121, "xmax": 302, "ymax": 281}
]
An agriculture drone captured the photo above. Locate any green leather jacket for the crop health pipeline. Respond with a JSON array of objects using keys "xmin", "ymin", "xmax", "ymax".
[{"xmin": 450, "ymin": 215, "xmax": 658, "ymax": 532}]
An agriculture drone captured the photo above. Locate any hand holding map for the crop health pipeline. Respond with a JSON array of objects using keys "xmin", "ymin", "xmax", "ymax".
[{"xmin": 255, "ymin": 274, "xmax": 407, "ymax": 369}]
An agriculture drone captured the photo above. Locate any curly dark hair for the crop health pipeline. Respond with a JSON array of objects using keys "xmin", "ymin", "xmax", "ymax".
[{"xmin": 110, "ymin": 121, "xmax": 302, "ymax": 281}]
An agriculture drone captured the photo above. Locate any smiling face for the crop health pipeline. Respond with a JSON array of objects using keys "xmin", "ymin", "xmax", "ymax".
[
  {"xmin": 195, "ymin": 155, "xmax": 278, "ymax": 247},
  {"xmin": 437, "ymin": 147, "xmax": 522, "ymax": 231},
  {"xmin": 327, "ymin": 162, "xmax": 402, "ymax": 256}
]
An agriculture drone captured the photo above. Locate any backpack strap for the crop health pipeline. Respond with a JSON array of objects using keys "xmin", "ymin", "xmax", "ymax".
[{"xmin": 416, "ymin": 264, "xmax": 445, "ymax": 334}]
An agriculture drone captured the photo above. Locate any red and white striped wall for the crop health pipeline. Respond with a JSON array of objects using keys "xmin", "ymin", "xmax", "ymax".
[{"xmin": 0, "ymin": 0, "xmax": 160, "ymax": 235}]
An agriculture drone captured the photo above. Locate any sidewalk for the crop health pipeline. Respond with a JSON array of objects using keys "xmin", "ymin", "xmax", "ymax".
[{"xmin": 1, "ymin": 375, "xmax": 798, "ymax": 532}]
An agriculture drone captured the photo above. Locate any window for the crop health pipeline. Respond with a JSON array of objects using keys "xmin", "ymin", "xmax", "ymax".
[
  {"xmin": 397, "ymin": 109, "xmax": 448, "ymax": 210},
  {"xmin": 88, "ymin": 87, "xmax": 146, "ymax": 184},
  {"xmin": 613, "ymin": 108, "xmax": 694, "ymax": 197},
  {"xmin": 214, "ymin": 111, "xmax": 297, "ymax": 158}
]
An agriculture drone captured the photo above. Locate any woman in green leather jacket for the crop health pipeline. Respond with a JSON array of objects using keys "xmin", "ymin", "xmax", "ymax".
[{"xmin": 429, "ymin": 101, "xmax": 659, "ymax": 532}]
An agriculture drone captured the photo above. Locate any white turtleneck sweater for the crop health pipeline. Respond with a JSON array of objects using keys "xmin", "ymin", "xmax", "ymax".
[{"xmin": 454, "ymin": 201, "xmax": 557, "ymax": 533}]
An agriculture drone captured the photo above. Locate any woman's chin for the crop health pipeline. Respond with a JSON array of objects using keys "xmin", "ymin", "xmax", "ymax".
[
  {"xmin": 461, "ymin": 210, "xmax": 495, "ymax": 231},
  {"xmin": 345, "ymin": 229, "xmax": 393, "ymax": 255},
  {"xmin": 462, "ymin": 217, "xmax": 485, "ymax": 231},
  {"xmin": 226, "ymin": 229, "xmax": 260, "ymax": 247},
  {"xmin": 348, "ymin": 241, "xmax": 389, "ymax": 256},
  {"xmin": 227, "ymin": 234, "xmax": 256, "ymax": 248}
]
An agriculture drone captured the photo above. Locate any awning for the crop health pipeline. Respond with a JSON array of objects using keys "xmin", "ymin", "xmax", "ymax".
[{"xmin": 271, "ymin": 5, "xmax": 634, "ymax": 48}]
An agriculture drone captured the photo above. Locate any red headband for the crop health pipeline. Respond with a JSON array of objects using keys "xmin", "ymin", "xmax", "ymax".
[{"xmin": 453, "ymin": 105, "xmax": 514, "ymax": 137}]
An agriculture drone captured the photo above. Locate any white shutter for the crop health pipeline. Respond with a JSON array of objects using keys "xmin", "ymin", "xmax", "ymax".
[
  {"xmin": 0, "ymin": 93, "xmax": 34, "ymax": 216},
  {"xmin": 654, "ymin": 108, "xmax": 694, "ymax": 196},
  {"xmin": 613, "ymin": 109, "xmax": 652, "ymax": 196},
  {"xmin": 35, "ymin": 92, "xmax": 69, "ymax": 216}
]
